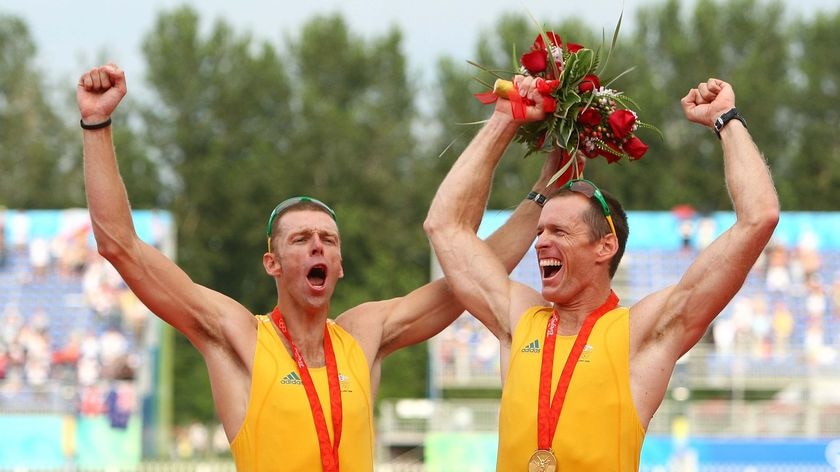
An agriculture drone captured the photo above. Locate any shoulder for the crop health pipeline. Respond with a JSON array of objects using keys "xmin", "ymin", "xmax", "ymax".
[
  {"xmin": 510, "ymin": 304, "xmax": 553, "ymax": 336},
  {"xmin": 335, "ymin": 302, "xmax": 388, "ymax": 363},
  {"xmin": 507, "ymin": 282, "xmax": 549, "ymax": 332},
  {"xmin": 335, "ymin": 300, "xmax": 390, "ymax": 336}
]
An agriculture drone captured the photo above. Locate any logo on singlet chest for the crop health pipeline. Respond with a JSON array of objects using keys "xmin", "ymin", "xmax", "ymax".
[
  {"xmin": 521, "ymin": 339, "xmax": 541, "ymax": 353},
  {"xmin": 280, "ymin": 371, "xmax": 303, "ymax": 385},
  {"xmin": 278, "ymin": 371, "xmax": 354, "ymax": 392}
]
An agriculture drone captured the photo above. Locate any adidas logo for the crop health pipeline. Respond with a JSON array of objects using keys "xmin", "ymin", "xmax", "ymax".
[
  {"xmin": 521, "ymin": 339, "xmax": 541, "ymax": 353},
  {"xmin": 281, "ymin": 371, "xmax": 302, "ymax": 385}
]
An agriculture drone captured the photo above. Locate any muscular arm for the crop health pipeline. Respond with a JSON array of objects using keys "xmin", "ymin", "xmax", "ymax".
[
  {"xmin": 83, "ymin": 125, "xmax": 254, "ymax": 351},
  {"xmin": 79, "ymin": 65, "xmax": 256, "ymax": 353},
  {"xmin": 423, "ymin": 113, "xmax": 538, "ymax": 345},
  {"xmin": 338, "ymin": 83, "xmax": 558, "ymax": 385},
  {"xmin": 423, "ymin": 77, "xmax": 556, "ymax": 344},
  {"xmin": 365, "ymin": 128, "xmax": 560, "ymax": 357},
  {"xmin": 338, "ymin": 118, "xmax": 549, "ymax": 366},
  {"xmin": 630, "ymin": 80, "xmax": 779, "ymax": 422},
  {"xmin": 79, "ymin": 65, "xmax": 255, "ymax": 438}
]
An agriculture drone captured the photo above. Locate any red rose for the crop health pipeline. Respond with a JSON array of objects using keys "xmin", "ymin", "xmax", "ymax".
[
  {"xmin": 608, "ymin": 109, "xmax": 637, "ymax": 139},
  {"xmin": 535, "ymin": 32, "xmax": 583, "ymax": 53},
  {"xmin": 582, "ymin": 145, "xmax": 600, "ymax": 158},
  {"xmin": 534, "ymin": 32, "xmax": 562, "ymax": 50},
  {"xmin": 578, "ymin": 108, "xmax": 602, "ymax": 127},
  {"xmin": 521, "ymin": 50, "xmax": 548, "ymax": 74},
  {"xmin": 598, "ymin": 141, "xmax": 622, "ymax": 163},
  {"xmin": 578, "ymin": 74, "xmax": 600, "ymax": 93},
  {"xmin": 623, "ymin": 136, "xmax": 649, "ymax": 160}
]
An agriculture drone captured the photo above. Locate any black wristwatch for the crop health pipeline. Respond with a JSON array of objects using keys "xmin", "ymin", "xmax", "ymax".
[
  {"xmin": 714, "ymin": 107, "xmax": 747, "ymax": 139},
  {"xmin": 526, "ymin": 191, "xmax": 547, "ymax": 207}
]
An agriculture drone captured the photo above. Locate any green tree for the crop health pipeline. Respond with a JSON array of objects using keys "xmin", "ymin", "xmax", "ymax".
[
  {"xmin": 785, "ymin": 9, "xmax": 840, "ymax": 209},
  {"xmin": 0, "ymin": 15, "xmax": 77, "ymax": 208},
  {"xmin": 141, "ymin": 6, "xmax": 294, "ymax": 423},
  {"xmin": 283, "ymin": 14, "xmax": 429, "ymax": 400},
  {"xmin": 586, "ymin": 0, "xmax": 793, "ymax": 211},
  {"xmin": 0, "ymin": 14, "xmax": 162, "ymax": 210}
]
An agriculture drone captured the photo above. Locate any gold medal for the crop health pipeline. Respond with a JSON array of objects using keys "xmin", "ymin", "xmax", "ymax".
[{"xmin": 528, "ymin": 449, "xmax": 557, "ymax": 472}]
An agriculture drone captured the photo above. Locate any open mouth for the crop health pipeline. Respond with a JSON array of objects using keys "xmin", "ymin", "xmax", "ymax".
[
  {"xmin": 539, "ymin": 259, "xmax": 563, "ymax": 279},
  {"xmin": 307, "ymin": 264, "xmax": 327, "ymax": 287}
]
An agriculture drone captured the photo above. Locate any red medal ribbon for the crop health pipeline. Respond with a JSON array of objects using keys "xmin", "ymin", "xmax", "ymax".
[
  {"xmin": 271, "ymin": 307, "xmax": 342, "ymax": 472},
  {"xmin": 536, "ymin": 291, "xmax": 619, "ymax": 450}
]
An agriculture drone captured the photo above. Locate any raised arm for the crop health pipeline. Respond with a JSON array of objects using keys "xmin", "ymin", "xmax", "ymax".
[
  {"xmin": 423, "ymin": 77, "xmax": 551, "ymax": 344},
  {"xmin": 338, "ymin": 133, "xmax": 559, "ymax": 364},
  {"xmin": 633, "ymin": 78, "xmax": 780, "ymax": 362},
  {"xmin": 337, "ymin": 79, "xmax": 564, "ymax": 380},
  {"xmin": 78, "ymin": 65, "xmax": 255, "ymax": 354}
]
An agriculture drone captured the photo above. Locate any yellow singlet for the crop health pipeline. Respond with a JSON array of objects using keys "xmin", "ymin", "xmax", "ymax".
[
  {"xmin": 230, "ymin": 315, "xmax": 374, "ymax": 471},
  {"xmin": 496, "ymin": 305, "xmax": 645, "ymax": 471}
]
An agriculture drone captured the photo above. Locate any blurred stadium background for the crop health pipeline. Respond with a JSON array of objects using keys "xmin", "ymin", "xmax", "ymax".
[{"xmin": 2, "ymin": 207, "xmax": 840, "ymax": 471}]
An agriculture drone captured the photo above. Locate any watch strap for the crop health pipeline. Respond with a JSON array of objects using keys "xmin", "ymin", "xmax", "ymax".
[{"xmin": 714, "ymin": 107, "xmax": 747, "ymax": 138}]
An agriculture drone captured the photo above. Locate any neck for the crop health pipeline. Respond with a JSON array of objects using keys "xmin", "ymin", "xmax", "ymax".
[
  {"xmin": 274, "ymin": 301, "xmax": 330, "ymax": 366},
  {"xmin": 553, "ymin": 286, "xmax": 614, "ymax": 335}
]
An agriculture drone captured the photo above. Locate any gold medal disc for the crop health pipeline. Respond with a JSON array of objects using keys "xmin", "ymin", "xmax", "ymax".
[{"xmin": 528, "ymin": 449, "xmax": 557, "ymax": 472}]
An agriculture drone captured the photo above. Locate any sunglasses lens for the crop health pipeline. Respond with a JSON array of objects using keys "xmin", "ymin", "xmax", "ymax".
[
  {"xmin": 564, "ymin": 179, "xmax": 615, "ymax": 237},
  {"xmin": 266, "ymin": 197, "xmax": 336, "ymax": 237},
  {"xmin": 569, "ymin": 181, "xmax": 595, "ymax": 198}
]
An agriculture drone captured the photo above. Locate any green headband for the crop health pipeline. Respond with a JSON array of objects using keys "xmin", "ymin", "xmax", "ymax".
[
  {"xmin": 265, "ymin": 196, "xmax": 337, "ymax": 251},
  {"xmin": 561, "ymin": 179, "xmax": 617, "ymax": 237}
]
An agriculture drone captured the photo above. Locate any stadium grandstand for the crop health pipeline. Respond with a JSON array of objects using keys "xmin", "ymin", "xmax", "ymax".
[
  {"xmin": 3, "ymin": 208, "xmax": 840, "ymax": 471},
  {"xmin": 0, "ymin": 209, "xmax": 179, "ymax": 470}
]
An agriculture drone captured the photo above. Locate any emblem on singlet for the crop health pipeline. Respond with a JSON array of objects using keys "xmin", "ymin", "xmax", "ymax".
[
  {"xmin": 521, "ymin": 339, "xmax": 541, "ymax": 353},
  {"xmin": 339, "ymin": 373, "xmax": 353, "ymax": 393},
  {"xmin": 280, "ymin": 371, "xmax": 303, "ymax": 385},
  {"xmin": 579, "ymin": 344, "xmax": 594, "ymax": 362}
]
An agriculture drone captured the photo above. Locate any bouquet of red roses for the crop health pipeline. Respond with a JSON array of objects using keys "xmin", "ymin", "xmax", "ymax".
[{"xmin": 473, "ymin": 29, "xmax": 659, "ymax": 167}]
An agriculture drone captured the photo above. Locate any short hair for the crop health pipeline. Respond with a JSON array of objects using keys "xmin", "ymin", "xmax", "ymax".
[
  {"xmin": 546, "ymin": 188, "xmax": 629, "ymax": 278},
  {"xmin": 266, "ymin": 196, "xmax": 337, "ymax": 252}
]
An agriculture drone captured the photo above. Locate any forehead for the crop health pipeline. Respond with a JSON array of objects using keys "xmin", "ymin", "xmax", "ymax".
[
  {"xmin": 539, "ymin": 194, "xmax": 589, "ymax": 226},
  {"xmin": 276, "ymin": 210, "xmax": 340, "ymax": 235}
]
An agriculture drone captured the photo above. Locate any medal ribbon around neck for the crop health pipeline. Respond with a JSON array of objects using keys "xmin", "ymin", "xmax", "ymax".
[
  {"xmin": 271, "ymin": 307, "xmax": 343, "ymax": 472},
  {"xmin": 537, "ymin": 291, "xmax": 619, "ymax": 450}
]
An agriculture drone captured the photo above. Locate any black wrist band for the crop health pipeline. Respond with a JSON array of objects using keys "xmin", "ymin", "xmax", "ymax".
[
  {"xmin": 713, "ymin": 108, "xmax": 746, "ymax": 139},
  {"xmin": 80, "ymin": 117, "xmax": 112, "ymax": 130},
  {"xmin": 526, "ymin": 191, "xmax": 547, "ymax": 207}
]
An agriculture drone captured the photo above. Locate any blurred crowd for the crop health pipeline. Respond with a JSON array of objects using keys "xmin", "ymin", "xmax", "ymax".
[{"xmin": 0, "ymin": 209, "xmax": 148, "ymax": 424}]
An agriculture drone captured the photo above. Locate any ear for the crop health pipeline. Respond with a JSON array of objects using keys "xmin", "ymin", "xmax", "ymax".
[
  {"xmin": 337, "ymin": 255, "xmax": 345, "ymax": 279},
  {"xmin": 595, "ymin": 233, "xmax": 619, "ymax": 262},
  {"xmin": 263, "ymin": 252, "xmax": 282, "ymax": 276}
]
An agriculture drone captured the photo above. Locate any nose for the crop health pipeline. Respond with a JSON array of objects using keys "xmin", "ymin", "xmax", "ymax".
[
  {"xmin": 535, "ymin": 233, "xmax": 549, "ymax": 250},
  {"xmin": 310, "ymin": 235, "xmax": 325, "ymax": 254}
]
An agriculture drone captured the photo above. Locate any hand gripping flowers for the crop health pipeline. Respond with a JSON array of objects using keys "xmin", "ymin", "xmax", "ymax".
[{"xmin": 474, "ymin": 29, "xmax": 659, "ymax": 167}]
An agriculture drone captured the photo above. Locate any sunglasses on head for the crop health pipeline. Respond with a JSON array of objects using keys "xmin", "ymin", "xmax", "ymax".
[
  {"xmin": 266, "ymin": 196, "xmax": 337, "ymax": 252},
  {"xmin": 561, "ymin": 179, "xmax": 617, "ymax": 238}
]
